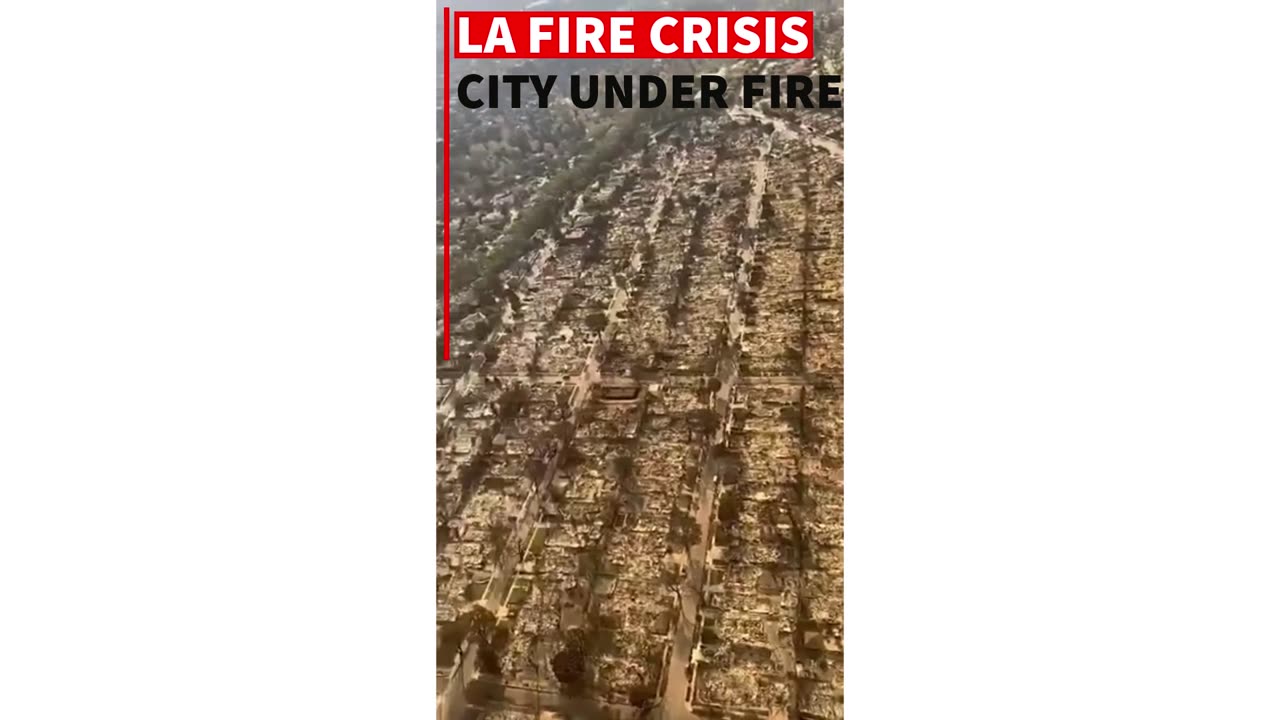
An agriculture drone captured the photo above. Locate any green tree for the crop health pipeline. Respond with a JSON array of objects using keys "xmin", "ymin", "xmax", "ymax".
[{"xmin": 552, "ymin": 629, "xmax": 589, "ymax": 688}]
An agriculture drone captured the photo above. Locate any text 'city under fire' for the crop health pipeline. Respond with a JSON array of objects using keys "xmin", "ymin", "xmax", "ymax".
[{"xmin": 455, "ymin": 75, "xmax": 843, "ymax": 110}]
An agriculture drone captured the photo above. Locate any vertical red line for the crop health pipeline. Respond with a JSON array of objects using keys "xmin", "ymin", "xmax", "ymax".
[{"xmin": 443, "ymin": 7, "xmax": 451, "ymax": 360}]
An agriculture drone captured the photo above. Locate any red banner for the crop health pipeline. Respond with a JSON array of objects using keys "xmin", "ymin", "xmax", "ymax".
[{"xmin": 452, "ymin": 11, "xmax": 814, "ymax": 59}]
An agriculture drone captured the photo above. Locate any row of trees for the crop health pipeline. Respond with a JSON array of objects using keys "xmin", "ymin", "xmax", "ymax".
[{"xmin": 449, "ymin": 103, "xmax": 675, "ymax": 320}]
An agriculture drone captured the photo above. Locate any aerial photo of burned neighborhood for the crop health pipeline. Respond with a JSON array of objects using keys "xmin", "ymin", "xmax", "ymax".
[{"xmin": 436, "ymin": 4, "xmax": 843, "ymax": 720}]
